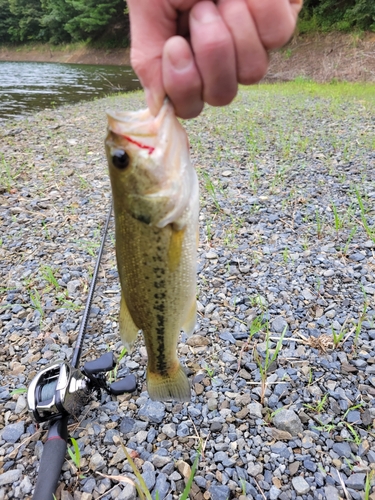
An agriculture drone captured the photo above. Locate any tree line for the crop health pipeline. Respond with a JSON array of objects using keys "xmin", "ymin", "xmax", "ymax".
[
  {"xmin": 300, "ymin": 0, "xmax": 375, "ymax": 32},
  {"xmin": 0, "ymin": 0, "xmax": 129, "ymax": 45},
  {"xmin": 0, "ymin": 0, "xmax": 374, "ymax": 46}
]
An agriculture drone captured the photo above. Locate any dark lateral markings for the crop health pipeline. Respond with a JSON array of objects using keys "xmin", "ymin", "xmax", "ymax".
[{"xmin": 152, "ymin": 263, "xmax": 168, "ymax": 375}]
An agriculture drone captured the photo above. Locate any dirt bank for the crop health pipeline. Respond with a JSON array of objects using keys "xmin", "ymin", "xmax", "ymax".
[
  {"xmin": 0, "ymin": 32, "xmax": 374, "ymax": 81},
  {"xmin": 0, "ymin": 44, "xmax": 131, "ymax": 66}
]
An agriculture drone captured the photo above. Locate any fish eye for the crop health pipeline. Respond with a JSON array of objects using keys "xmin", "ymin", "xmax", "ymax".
[{"xmin": 112, "ymin": 150, "xmax": 130, "ymax": 170}]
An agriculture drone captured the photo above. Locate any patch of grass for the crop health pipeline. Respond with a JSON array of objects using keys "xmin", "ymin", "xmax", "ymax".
[
  {"xmin": 331, "ymin": 325, "xmax": 347, "ymax": 347},
  {"xmin": 254, "ymin": 326, "xmax": 287, "ymax": 404},
  {"xmin": 109, "ymin": 346, "xmax": 128, "ymax": 383},
  {"xmin": 40, "ymin": 265, "xmax": 60, "ymax": 291},
  {"xmin": 201, "ymin": 171, "xmax": 221, "ymax": 211},
  {"xmin": 10, "ymin": 387, "xmax": 27, "ymax": 396},
  {"xmin": 355, "ymin": 188, "xmax": 375, "ymax": 242},
  {"xmin": 340, "ymin": 227, "xmax": 357, "ymax": 256},
  {"xmin": 0, "ymin": 154, "xmax": 14, "ymax": 192},
  {"xmin": 30, "ymin": 288, "xmax": 43, "ymax": 319},
  {"xmin": 118, "ymin": 443, "xmax": 201, "ymax": 500},
  {"xmin": 68, "ymin": 437, "xmax": 85, "ymax": 479},
  {"xmin": 331, "ymin": 201, "xmax": 344, "ymax": 233},
  {"xmin": 304, "ymin": 393, "xmax": 328, "ymax": 414},
  {"xmin": 315, "ymin": 209, "xmax": 325, "ymax": 239}
]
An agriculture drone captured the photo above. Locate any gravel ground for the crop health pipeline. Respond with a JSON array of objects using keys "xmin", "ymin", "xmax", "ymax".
[{"xmin": 0, "ymin": 83, "xmax": 375, "ymax": 500}]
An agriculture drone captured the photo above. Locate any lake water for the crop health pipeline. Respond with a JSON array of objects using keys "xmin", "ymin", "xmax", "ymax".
[{"xmin": 0, "ymin": 61, "xmax": 142, "ymax": 122}]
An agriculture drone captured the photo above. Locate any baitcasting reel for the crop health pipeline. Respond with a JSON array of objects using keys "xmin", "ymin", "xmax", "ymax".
[{"xmin": 27, "ymin": 351, "xmax": 137, "ymax": 423}]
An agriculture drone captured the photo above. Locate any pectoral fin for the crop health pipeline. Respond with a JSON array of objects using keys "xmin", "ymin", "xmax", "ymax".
[
  {"xmin": 119, "ymin": 294, "xmax": 139, "ymax": 350},
  {"xmin": 168, "ymin": 227, "xmax": 185, "ymax": 272},
  {"xmin": 181, "ymin": 298, "xmax": 197, "ymax": 337}
]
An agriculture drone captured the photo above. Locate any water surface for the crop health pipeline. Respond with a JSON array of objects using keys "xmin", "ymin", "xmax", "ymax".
[{"xmin": 0, "ymin": 61, "xmax": 141, "ymax": 122}]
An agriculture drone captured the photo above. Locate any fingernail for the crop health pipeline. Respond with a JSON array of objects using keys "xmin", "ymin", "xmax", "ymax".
[
  {"xmin": 165, "ymin": 48, "xmax": 192, "ymax": 72},
  {"xmin": 191, "ymin": 4, "xmax": 220, "ymax": 24}
]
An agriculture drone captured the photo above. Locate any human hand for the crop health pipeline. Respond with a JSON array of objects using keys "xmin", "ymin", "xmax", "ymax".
[{"xmin": 127, "ymin": 0, "xmax": 303, "ymax": 119}]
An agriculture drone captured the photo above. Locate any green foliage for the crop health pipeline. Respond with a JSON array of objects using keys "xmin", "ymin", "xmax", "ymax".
[
  {"xmin": 300, "ymin": 0, "xmax": 375, "ymax": 32},
  {"xmin": 0, "ymin": 0, "xmax": 129, "ymax": 44},
  {"xmin": 8, "ymin": 0, "xmax": 45, "ymax": 42},
  {"xmin": 63, "ymin": 0, "xmax": 123, "ymax": 41}
]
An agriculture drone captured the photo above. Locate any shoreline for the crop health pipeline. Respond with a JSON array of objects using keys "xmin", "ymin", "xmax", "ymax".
[{"xmin": 0, "ymin": 32, "xmax": 374, "ymax": 81}]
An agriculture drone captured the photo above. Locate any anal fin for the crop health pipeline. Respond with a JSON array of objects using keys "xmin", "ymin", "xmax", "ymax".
[
  {"xmin": 119, "ymin": 294, "xmax": 139, "ymax": 350},
  {"xmin": 181, "ymin": 299, "xmax": 197, "ymax": 337}
]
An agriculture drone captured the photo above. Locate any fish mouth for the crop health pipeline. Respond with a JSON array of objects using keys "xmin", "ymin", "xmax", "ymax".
[{"xmin": 106, "ymin": 99, "xmax": 173, "ymax": 155}]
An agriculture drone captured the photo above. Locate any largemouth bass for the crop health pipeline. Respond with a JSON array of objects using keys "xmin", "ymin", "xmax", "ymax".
[{"xmin": 105, "ymin": 100, "xmax": 198, "ymax": 402}]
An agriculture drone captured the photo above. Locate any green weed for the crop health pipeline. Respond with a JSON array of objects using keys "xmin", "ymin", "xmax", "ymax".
[
  {"xmin": 331, "ymin": 326, "xmax": 346, "ymax": 347},
  {"xmin": 10, "ymin": 387, "xmax": 27, "ymax": 396},
  {"xmin": 0, "ymin": 154, "xmax": 13, "ymax": 192},
  {"xmin": 355, "ymin": 188, "xmax": 375, "ymax": 242},
  {"xmin": 40, "ymin": 265, "xmax": 60, "ymax": 290},
  {"xmin": 201, "ymin": 171, "xmax": 221, "ymax": 211},
  {"xmin": 315, "ymin": 209, "xmax": 324, "ymax": 239},
  {"xmin": 30, "ymin": 288, "xmax": 43, "ymax": 318},
  {"xmin": 340, "ymin": 227, "xmax": 357, "ymax": 256},
  {"xmin": 331, "ymin": 201, "xmax": 343, "ymax": 233},
  {"xmin": 304, "ymin": 393, "xmax": 328, "ymax": 414},
  {"xmin": 68, "ymin": 437, "xmax": 85, "ymax": 479},
  {"xmin": 254, "ymin": 326, "xmax": 286, "ymax": 404}
]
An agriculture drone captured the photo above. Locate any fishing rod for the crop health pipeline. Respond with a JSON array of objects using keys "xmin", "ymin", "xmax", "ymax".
[{"xmin": 27, "ymin": 202, "xmax": 137, "ymax": 500}]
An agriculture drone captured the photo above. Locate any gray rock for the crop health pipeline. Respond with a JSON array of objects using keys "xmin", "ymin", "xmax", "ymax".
[
  {"xmin": 152, "ymin": 454, "xmax": 171, "ymax": 468},
  {"xmin": 248, "ymin": 402, "xmax": 263, "ymax": 419},
  {"xmin": 345, "ymin": 473, "xmax": 365, "ymax": 491},
  {"xmin": 0, "ymin": 469, "xmax": 21, "ymax": 486},
  {"xmin": 273, "ymin": 409, "xmax": 303, "ymax": 435},
  {"xmin": 120, "ymin": 417, "xmax": 136, "ymax": 434},
  {"xmin": 161, "ymin": 423, "xmax": 176, "ymax": 439},
  {"xmin": 1, "ymin": 422, "xmax": 25, "ymax": 443},
  {"xmin": 346, "ymin": 410, "xmax": 361, "ymax": 423},
  {"xmin": 89, "ymin": 452, "xmax": 106, "ymax": 471},
  {"xmin": 247, "ymin": 462, "xmax": 263, "ymax": 477},
  {"xmin": 19, "ymin": 475, "xmax": 32, "ymax": 495},
  {"xmin": 292, "ymin": 476, "xmax": 310, "ymax": 494},
  {"xmin": 118, "ymin": 482, "xmax": 137, "ymax": 500},
  {"xmin": 272, "ymin": 316, "xmax": 288, "ymax": 333},
  {"xmin": 67, "ymin": 279, "xmax": 81, "ymax": 294},
  {"xmin": 269, "ymin": 485, "xmax": 281, "ymax": 500},
  {"xmin": 177, "ymin": 422, "xmax": 190, "ymax": 437},
  {"xmin": 332, "ymin": 442, "xmax": 352, "ymax": 458},
  {"xmin": 152, "ymin": 473, "xmax": 169, "ymax": 500},
  {"xmin": 349, "ymin": 253, "xmax": 366, "ymax": 261},
  {"xmin": 219, "ymin": 331, "xmax": 236, "ymax": 344},
  {"xmin": 103, "ymin": 429, "xmax": 119, "ymax": 445},
  {"xmin": 194, "ymin": 476, "xmax": 206, "ymax": 489},
  {"xmin": 143, "ymin": 470, "xmax": 156, "ymax": 491},
  {"xmin": 82, "ymin": 478, "xmax": 96, "ymax": 494},
  {"xmin": 138, "ymin": 401, "xmax": 165, "ymax": 424},
  {"xmin": 302, "ymin": 289, "xmax": 315, "ymax": 300},
  {"xmin": 209, "ymin": 484, "xmax": 231, "ymax": 500},
  {"xmin": 324, "ymin": 486, "xmax": 340, "ymax": 500}
]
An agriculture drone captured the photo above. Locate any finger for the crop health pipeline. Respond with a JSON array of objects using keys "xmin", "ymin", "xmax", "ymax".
[
  {"xmin": 127, "ymin": 0, "xmax": 204, "ymax": 115},
  {"xmin": 217, "ymin": 0, "xmax": 268, "ymax": 85},
  {"xmin": 163, "ymin": 36, "xmax": 204, "ymax": 119},
  {"xmin": 189, "ymin": 1, "xmax": 237, "ymax": 107},
  {"xmin": 247, "ymin": 0, "xmax": 300, "ymax": 50}
]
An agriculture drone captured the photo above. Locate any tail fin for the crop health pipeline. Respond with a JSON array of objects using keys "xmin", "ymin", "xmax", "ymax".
[{"xmin": 147, "ymin": 364, "xmax": 191, "ymax": 402}]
